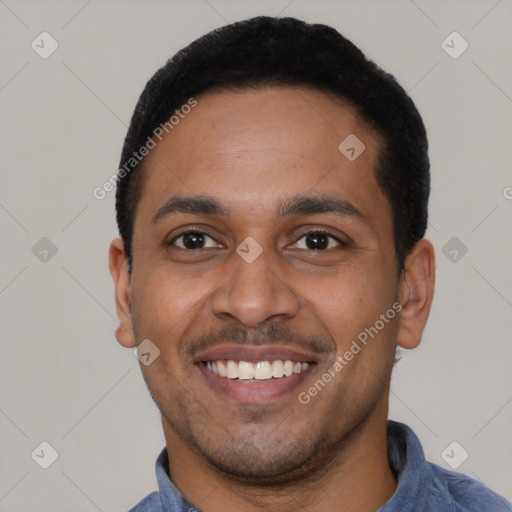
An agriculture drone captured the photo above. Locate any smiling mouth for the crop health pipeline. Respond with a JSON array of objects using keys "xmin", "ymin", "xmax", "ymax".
[{"xmin": 201, "ymin": 359, "xmax": 311, "ymax": 381}]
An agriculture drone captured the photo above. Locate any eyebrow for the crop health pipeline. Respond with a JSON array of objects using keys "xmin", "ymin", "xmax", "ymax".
[
  {"xmin": 152, "ymin": 196, "xmax": 230, "ymax": 224},
  {"xmin": 151, "ymin": 194, "xmax": 366, "ymax": 224}
]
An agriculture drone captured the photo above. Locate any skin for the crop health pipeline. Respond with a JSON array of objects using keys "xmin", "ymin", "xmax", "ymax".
[{"xmin": 109, "ymin": 87, "xmax": 435, "ymax": 512}]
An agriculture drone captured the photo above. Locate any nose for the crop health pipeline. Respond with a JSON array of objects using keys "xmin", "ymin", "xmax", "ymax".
[{"xmin": 210, "ymin": 247, "xmax": 300, "ymax": 327}]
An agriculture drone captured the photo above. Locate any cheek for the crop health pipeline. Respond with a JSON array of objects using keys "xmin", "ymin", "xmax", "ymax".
[
  {"xmin": 303, "ymin": 262, "xmax": 396, "ymax": 352},
  {"xmin": 130, "ymin": 267, "xmax": 202, "ymax": 341}
]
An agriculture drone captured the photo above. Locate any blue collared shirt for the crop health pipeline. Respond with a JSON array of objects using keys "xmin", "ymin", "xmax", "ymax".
[{"xmin": 129, "ymin": 420, "xmax": 511, "ymax": 511}]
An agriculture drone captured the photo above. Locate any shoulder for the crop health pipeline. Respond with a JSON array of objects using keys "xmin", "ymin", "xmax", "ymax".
[
  {"xmin": 128, "ymin": 491, "xmax": 162, "ymax": 512},
  {"xmin": 384, "ymin": 421, "xmax": 511, "ymax": 511},
  {"xmin": 428, "ymin": 463, "xmax": 512, "ymax": 511}
]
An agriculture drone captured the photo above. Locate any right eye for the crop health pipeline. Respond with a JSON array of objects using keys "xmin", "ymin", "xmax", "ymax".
[{"xmin": 168, "ymin": 230, "xmax": 221, "ymax": 250}]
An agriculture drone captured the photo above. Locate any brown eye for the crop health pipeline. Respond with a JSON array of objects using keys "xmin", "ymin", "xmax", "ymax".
[
  {"xmin": 294, "ymin": 231, "xmax": 343, "ymax": 251},
  {"xmin": 169, "ymin": 231, "xmax": 219, "ymax": 250}
]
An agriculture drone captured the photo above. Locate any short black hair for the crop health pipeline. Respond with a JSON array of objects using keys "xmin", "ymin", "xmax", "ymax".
[{"xmin": 116, "ymin": 16, "xmax": 429, "ymax": 273}]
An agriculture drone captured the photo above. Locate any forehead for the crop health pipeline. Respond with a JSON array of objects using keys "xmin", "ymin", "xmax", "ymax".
[{"xmin": 136, "ymin": 86, "xmax": 388, "ymax": 225}]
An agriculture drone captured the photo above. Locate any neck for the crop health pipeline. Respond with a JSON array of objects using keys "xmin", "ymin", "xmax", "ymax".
[{"xmin": 162, "ymin": 400, "xmax": 397, "ymax": 512}]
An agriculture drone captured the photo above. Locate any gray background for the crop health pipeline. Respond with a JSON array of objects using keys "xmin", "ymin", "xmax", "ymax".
[{"xmin": 1, "ymin": 0, "xmax": 511, "ymax": 510}]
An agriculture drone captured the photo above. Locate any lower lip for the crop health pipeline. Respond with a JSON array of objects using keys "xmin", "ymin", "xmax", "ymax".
[{"xmin": 197, "ymin": 363, "xmax": 312, "ymax": 403}]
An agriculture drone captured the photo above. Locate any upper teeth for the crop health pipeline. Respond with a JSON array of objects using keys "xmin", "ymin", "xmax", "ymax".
[{"xmin": 205, "ymin": 360, "xmax": 309, "ymax": 380}]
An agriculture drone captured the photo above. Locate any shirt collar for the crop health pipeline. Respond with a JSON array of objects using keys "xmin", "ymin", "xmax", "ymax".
[
  {"xmin": 155, "ymin": 447, "xmax": 198, "ymax": 511},
  {"xmin": 378, "ymin": 420, "xmax": 435, "ymax": 511}
]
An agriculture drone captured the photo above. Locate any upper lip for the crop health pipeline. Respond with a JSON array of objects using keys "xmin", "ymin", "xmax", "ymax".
[{"xmin": 193, "ymin": 345, "xmax": 318, "ymax": 364}]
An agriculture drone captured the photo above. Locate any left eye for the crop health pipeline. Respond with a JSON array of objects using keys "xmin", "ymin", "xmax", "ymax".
[{"xmin": 293, "ymin": 232, "xmax": 343, "ymax": 251}]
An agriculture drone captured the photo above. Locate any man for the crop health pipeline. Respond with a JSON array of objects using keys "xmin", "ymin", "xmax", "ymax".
[{"xmin": 109, "ymin": 16, "xmax": 511, "ymax": 512}]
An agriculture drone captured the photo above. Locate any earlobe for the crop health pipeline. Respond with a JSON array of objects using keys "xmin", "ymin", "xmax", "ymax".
[
  {"xmin": 109, "ymin": 238, "xmax": 136, "ymax": 348},
  {"xmin": 396, "ymin": 239, "xmax": 435, "ymax": 350}
]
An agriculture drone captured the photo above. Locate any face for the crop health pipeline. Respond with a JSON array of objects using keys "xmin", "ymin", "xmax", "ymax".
[{"xmin": 112, "ymin": 87, "xmax": 422, "ymax": 483}]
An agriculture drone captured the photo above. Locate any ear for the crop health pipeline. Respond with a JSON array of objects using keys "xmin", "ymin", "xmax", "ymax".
[
  {"xmin": 396, "ymin": 238, "xmax": 435, "ymax": 350},
  {"xmin": 109, "ymin": 238, "xmax": 136, "ymax": 348}
]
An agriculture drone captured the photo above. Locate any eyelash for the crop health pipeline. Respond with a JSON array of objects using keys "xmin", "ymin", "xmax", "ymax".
[{"xmin": 167, "ymin": 227, "xmax": 349, "ymax": 251}]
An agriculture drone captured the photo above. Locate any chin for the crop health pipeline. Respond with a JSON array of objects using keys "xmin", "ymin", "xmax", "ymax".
[{"xmin": 199, "ymin": 439, "xmax": 322, "ymax": 485}]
